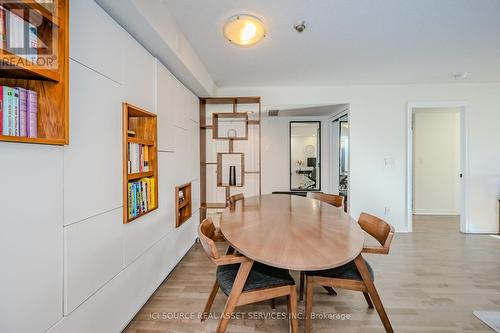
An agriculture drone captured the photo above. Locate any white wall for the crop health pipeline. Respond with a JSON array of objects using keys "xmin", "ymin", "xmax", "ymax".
[
  {"xmin": 0, "ymin": 1, "xmax": 200, "ymax": 332},
  {"xmin": 261, "ymin": 116, "xmax": 329, "ymax": 194},
  {"xmin": 220, "ymin": 83, "xmax": 500, "ymax": 233},
  {"xmin": 413, "ymin": 108, "xmax": 460, "ymax": 215}
]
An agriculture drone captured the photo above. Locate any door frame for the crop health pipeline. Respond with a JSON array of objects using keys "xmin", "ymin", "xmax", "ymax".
[
  {"xmin": 406, "ymin": 101, "xmax": 469, "ymax": 233},
  {"xmin": 329, "ymin": 110, "xmax": 349, "ymax": 211}
]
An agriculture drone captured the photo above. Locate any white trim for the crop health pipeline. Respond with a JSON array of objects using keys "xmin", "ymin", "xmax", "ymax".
[
  {"xmin": 413, "ymin": 209, "xmax": 459, "ymax": 215},
  {"xmin": 328, "ymin": 109, "xmax": 350, "ymax": 211},
  {"xmin": 406, "ymin": 101, "xmax": 469, "ymax": 233},
  {"xmin": 395, "ymin": 225, "xmax": 410, "ymax": 233}
]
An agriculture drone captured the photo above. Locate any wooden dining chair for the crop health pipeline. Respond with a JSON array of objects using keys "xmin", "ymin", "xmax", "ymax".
[
  {"xmin": 306, "ymin": 192, "xmax": 344, "ymax": 208},
  {"xmin": 300, "ymin": 192, "xmax": 345, "ymax": 300},
  {"xmin": 229, "ymin": 193, "xmax": 245, "ymax": 204},
  {"xmin": 304, "ymin": 213, "xmax": 395, "ymax": 333},
  {"xmin": 199, "ymin": 218, "xmax": 299, "ymax": 333}
]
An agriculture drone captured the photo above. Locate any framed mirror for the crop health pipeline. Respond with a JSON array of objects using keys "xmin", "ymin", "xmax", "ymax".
[{"xmin": 290, "ymin": 121, "xmax": 321, "ymax": 191}]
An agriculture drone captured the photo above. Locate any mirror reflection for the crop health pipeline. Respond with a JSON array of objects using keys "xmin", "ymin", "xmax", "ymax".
[{"xmin": 290, "ymin": 122, "xmax": 321, "ymax": 191}]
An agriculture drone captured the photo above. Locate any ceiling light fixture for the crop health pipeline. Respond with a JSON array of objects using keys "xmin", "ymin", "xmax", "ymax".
[{"xmin": 223, "ymin": 14, "xmax": 266, "ymax": 47}]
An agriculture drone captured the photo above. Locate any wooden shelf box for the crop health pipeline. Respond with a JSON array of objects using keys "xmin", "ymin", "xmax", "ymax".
[
  {"xmin": 213, "ymin": 112, "xmax": 248, "ymax": 140},
  {"xmin": 217, "ymin": 153, "xmax": 245, "ymax": 187},
  {"xmin": 0, "ymin": 0, "xmax": 69, "ymax": 145},
  {"xmin": 122, "ymin": 103, "xmax": 158, "ymax": 224},
  {"xmin": 176, "ymin": 183, "xmax": 192, "ymax": 227}
]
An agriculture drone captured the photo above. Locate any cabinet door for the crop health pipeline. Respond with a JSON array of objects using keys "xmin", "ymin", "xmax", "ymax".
[
  {"xmin": 156, "ymin": 61, "xmax": 176, "ymax": 152},
  {"xmin": 123, "ymin": 36, "xmax": 156, "ymax": 113}
]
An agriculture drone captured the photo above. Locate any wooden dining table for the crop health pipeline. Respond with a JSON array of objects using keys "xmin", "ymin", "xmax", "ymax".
[
  {"xmin": 219, "ymin": 194, "xmax": 365, "ymax": 272},
  {"xmin": 218, "ymin": 194, "xmax": 393, "ymax": 333}
]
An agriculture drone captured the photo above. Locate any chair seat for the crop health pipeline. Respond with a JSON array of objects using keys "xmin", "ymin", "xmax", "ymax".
[
  {"xmin": 216, "ymin": 262, "xmax": 295, "ymax": 296},
  {"xmin": 305, "ymin": 259, "xmax": 375, "ymax": 281}
]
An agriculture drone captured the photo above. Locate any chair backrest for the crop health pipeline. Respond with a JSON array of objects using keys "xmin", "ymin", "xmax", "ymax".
[
  {"xmin": 198, "ymin": 218, "xmax": 220, "ymax": 260},
  {"xmin": 229, "ymin": 193, "xmax": 245, "ymax": 204},
  {"xmin": 358, "ymin": 213, "xmax": 395, "ymax": 254},
  {"xmin": 307, "ymin": 192, "xmax": 344, "ymax": 208}
]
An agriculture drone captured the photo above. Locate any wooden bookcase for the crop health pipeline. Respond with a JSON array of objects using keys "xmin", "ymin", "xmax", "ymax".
[
  {"xmin": 199, "ymin": 97, "xmax": 262, "ymax": 221},
  {"xmin": 176, "ymin": 183, "xmax": 192, "ymax": 227},
  {"xmin": 122, "ymin": 103, "xmax": 158, "ymax": 223},
  {"xmin": 0, "ymin": 0, "xmax": 69, "ymax": 145}
]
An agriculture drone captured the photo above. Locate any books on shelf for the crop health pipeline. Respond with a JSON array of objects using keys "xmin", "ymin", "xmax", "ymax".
[
  {"xmin": 127, "ymin": 142, "xmax": 150, "ymax": 174},
  {"xmin": 18, "ymin": 87, "xmax": 27, "ymax": 137},
  {"xmin": 0, "ymin": 86, "xmax": 38, "ymax": 137},
  {"xmin": 127, "ymin": 177, "xmax": 156, "ymax": 219},
  {"xmin": 27, "ymin": 89, "xmax": 37, "ymax": 137}
]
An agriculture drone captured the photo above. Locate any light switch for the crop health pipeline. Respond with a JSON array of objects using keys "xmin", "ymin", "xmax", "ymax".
[{"xmin": 384, "ymin": 158, "xmax": 395, "ymax": 167}]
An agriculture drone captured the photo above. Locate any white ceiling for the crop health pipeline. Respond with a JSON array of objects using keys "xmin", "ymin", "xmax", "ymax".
[
  {"xmin": 271, "ymin": 104, "xmax": 349, "ymax": 117},
  {"xmin": 163, "ymin": 0, "xmax": 500, "ymax": 88}
]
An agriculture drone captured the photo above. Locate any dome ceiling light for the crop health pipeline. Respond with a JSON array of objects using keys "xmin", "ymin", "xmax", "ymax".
[{"xmin": 223, "ymin": 14, "xmax": 266, "ymax": 47}]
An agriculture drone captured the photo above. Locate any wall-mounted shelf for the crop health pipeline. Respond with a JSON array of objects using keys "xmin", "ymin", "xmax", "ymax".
[
  {"xmin": 176, "ymin": 183, "xmax": 192, "ymax": 227},
  {"xmin": 122, "ymin": 103, "xmax": 158, "ymax": 224},
  {"xmin": 127, "ymin": 171, "xmax": 154, "ymax": 180},
  {"xmin": 0, "ymin": 0, "xmax": 69, "ymax": 145}
]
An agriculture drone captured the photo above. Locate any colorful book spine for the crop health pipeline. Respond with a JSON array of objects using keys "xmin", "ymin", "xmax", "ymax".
[
  {"xmin": 3, "ymin": 87, "xmax": 13, "ymax": 135},
  {"xmin": 144, "ymin": 146, "xmax": 149, "ymax": 172},
  {"xmin": 146, "ymin": 178, "xmax": 152, "ymax": 209},
  {"xmin": 12, "ymin": 88, "xmax": 19, "ymax": 136},
  {"xmin": 17, "ymin": 87, "xmax": 27, "ymax": 137},
  {"xmin": 139, "ymin": 144, "xmax": 143, "ymax": 173},
  {"xmin": 128, "ymin": 183, "xmax": 134, "ymax": 219},
  {"xmin": 26, "ymin": 89, "xmax": 37, "ymax": 138},
  {"xmin": 136, "ymin": 182, "xmax": 142, "ymax": 214},
  {"xmin": 150, "ymin": 178, "xmax": 155, "ymax": 208},
  {"xmin": 133, "ymin": 183, "xmax": 137, "ymax": 217}
]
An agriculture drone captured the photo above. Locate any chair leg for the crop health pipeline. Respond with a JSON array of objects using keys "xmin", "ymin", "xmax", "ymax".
[
  {"xmin": 363, "ymin": 292, "xmax": 374, "ymax": 308},
  {"xmin": 288, "ymin": 286, "xmax": 299, "ymax": 333},
  {"xmin": 299, "ymin": 271, "xmax": 305, "ymax": 301},
  {"xmin": 217, "ymin": 260, "xmax": 253, "ymax": 333},
  {"xmin": 304, "ymin": 276, "xmax": 315, "ymax": 333},
  {"xmin": 354, "ymin": 255, "xmax": 393, "ymax": 333},
  {"xmin": 323, "ymin": 286, "xmax": 337, "ymax": 296},
  {"xmin": 201, "ymin": 281, "xmax": 219, "ymax": 321}
]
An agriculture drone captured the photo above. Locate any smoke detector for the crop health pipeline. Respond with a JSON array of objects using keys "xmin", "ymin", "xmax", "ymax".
[{"xmin": 293, "ymin": 21, "xmax": 307, "ymax": 33}]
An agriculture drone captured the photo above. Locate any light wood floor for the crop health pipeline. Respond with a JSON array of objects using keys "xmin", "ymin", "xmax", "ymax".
[{"xmin": 124, "ymin": 215, "xmax": 500, "ymax": 332}]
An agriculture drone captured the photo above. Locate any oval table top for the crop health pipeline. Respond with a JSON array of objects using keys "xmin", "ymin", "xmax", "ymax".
[{"xmin": 219, "ymin": 194, "xmax": 365, "ymax": 271}]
